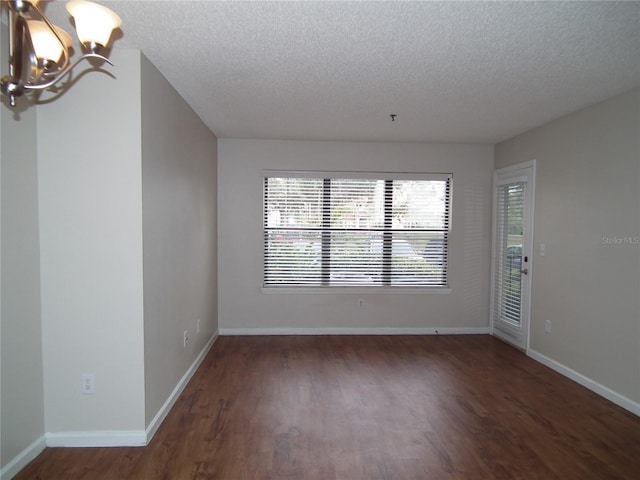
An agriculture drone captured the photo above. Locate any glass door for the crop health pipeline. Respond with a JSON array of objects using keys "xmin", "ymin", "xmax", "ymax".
[{"xmin": 491, "ymin": 163, "xmax": 535, "ymax": 349}]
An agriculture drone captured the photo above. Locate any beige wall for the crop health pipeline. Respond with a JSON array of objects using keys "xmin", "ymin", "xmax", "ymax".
[
  {"xmin": 2, "ymin": 49, "xmax": 219, "ymax": 475},
  {"xmin": 37, "ymin": 50, "xmax": 147, "ymax": 435},
  {"xmin": 495, "ymin": 88, "xmax": 640, "ymax": 405},
  {"xmin": 218, "ymin": 139, "xmax": 494, "ymax": 332},
  {"xmin": 0, "ymin": 29, "xmax": 45, "ymax": 470},
  {"xmin": 140, "ymin": 54, "xmax": 218, "ymax": 427}
]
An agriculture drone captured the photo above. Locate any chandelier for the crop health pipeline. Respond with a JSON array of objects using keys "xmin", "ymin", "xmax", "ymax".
[{"xmin": 1, "ymin": 0, "xmax": 121, "ymax": 107}]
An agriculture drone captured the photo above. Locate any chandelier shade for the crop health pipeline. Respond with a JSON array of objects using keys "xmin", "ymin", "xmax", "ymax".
[
  {"xmin": 27, "ymin": 20, "xmax": 72, "ymax": 65},
  {"xmin": 66, "ymin": 1, "xmax": 122, "ymax": 50}
]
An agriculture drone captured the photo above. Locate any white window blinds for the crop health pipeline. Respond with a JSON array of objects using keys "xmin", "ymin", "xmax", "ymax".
[
  {"xmin": 493, "ymin": 182, "xmax": 525, "ymax": 325},
  {"xmin": 263, "ymin": 172, "xmax": 451, "ymax": 288}
]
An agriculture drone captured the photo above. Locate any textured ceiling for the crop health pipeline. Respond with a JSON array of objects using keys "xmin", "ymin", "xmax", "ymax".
[{"xmin": 43, "ymin": 1, "xmax": 639, "ymax": 143}]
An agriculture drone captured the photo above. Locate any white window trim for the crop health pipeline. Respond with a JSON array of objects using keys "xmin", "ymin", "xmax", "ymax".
[
  {"xmin": 262, "ymin": 169, "xmax": 451, "ymax": 181},
  {"xmin": 262, "ymin": 170, "xmax": 452, "ymax": 292},
  {"xmin": 261, "ymin": 287, "xmax": 452, "ymax": 295}
]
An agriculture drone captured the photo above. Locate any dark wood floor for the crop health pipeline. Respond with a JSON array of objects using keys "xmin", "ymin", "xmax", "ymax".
[{"xmin": 15, "ymin": 335, "xmax": 640, "ymax": 479}]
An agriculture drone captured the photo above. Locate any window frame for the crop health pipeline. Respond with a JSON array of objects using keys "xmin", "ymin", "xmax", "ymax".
[{"xmin": 262, "ymin": 170, "xmax": 453, "ymax": 294}]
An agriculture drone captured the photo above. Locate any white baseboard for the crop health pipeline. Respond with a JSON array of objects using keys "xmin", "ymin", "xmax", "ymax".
[
  {"xmin": 145, "ymin": 330, "xmax": 219, "ymax": 443},
  {"xmin": 45, "ymin": 430, "xmax": 147, "ymax": 448},
  {"xmin": 219, "ymin": 327, "xmax": 489, "ymax": 336},
  {"xmin": 528, "ymin": 349, "xmax": 640, "ymax": 417},
  {"xmin": 0, "ymin": 435, "xmax": 46, "ymax": 480},
  {"xmin": 8, "ymin": 331, "xmax": 219, "ymax": 461}
]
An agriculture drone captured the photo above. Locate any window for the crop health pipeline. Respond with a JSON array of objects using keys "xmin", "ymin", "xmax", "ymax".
[{"xmin": 263, "ymin": 172, "xmax": 451, "ymax": 288}]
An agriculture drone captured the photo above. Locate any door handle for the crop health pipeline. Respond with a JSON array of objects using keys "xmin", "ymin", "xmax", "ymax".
[{"xmin": 521, "ymin": 268, "xmax": 528, "ymax": 275}]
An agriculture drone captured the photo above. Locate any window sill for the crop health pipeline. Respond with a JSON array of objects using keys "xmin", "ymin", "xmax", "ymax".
[{"xmin": 261, "ymin": 287, "xmax": 452, "ymax": 295}]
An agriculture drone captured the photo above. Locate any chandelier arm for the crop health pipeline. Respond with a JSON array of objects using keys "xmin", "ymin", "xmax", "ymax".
[
  {"xmin": 9, "ymin": 11, "xmax": 25, "ymax": 81},
  {"xmin": 31, "ymin": 2, "xmax": 70, "ymax": 72},
  {"xmin": 1, "ymin": 8, "xmax": 31, "ymax": 106},
  {"xmin": 23, "ymin": 53, "xmax": 113, "ymax": 91}
]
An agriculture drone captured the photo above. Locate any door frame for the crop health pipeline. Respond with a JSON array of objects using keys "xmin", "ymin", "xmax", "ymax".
[{"xmin": 490, "ymin": 160, "xmax": 536, "ymax": 351}]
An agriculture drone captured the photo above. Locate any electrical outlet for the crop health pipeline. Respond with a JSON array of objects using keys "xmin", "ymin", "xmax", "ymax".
[
  {"xmin": 81, "ymin": 374, "xmax": 95, "ymax": 394},
  {"xmin": 358, "ymin": 298, "xmax": 364, "ymax": 309},
  {"xmin": 183, "ymin": 330, "xmax": 189, "ymax": 347},
  {"xmin": 545, "ymin": 320, "xmax": 551, "ymax": 334},
  {"xmin": 197, "ymin": 318, "xmax": 201, "ymax": 334}
]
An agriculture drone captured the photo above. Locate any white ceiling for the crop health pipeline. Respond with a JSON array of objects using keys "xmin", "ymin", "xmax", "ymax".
[{"xmin": 44, "ymin": 0, "xmax": 640, "ymax": 143}]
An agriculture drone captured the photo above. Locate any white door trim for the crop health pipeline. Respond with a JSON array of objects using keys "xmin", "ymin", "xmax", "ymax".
[{"xmin": 490, "ymin": 160, "xmax": 536, "ymax": 352}]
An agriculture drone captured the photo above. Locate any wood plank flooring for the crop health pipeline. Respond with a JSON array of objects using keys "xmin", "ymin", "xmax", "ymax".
[{"xmin": 14, "ymin": 335, "xmax": 640, "ymax": 479}]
